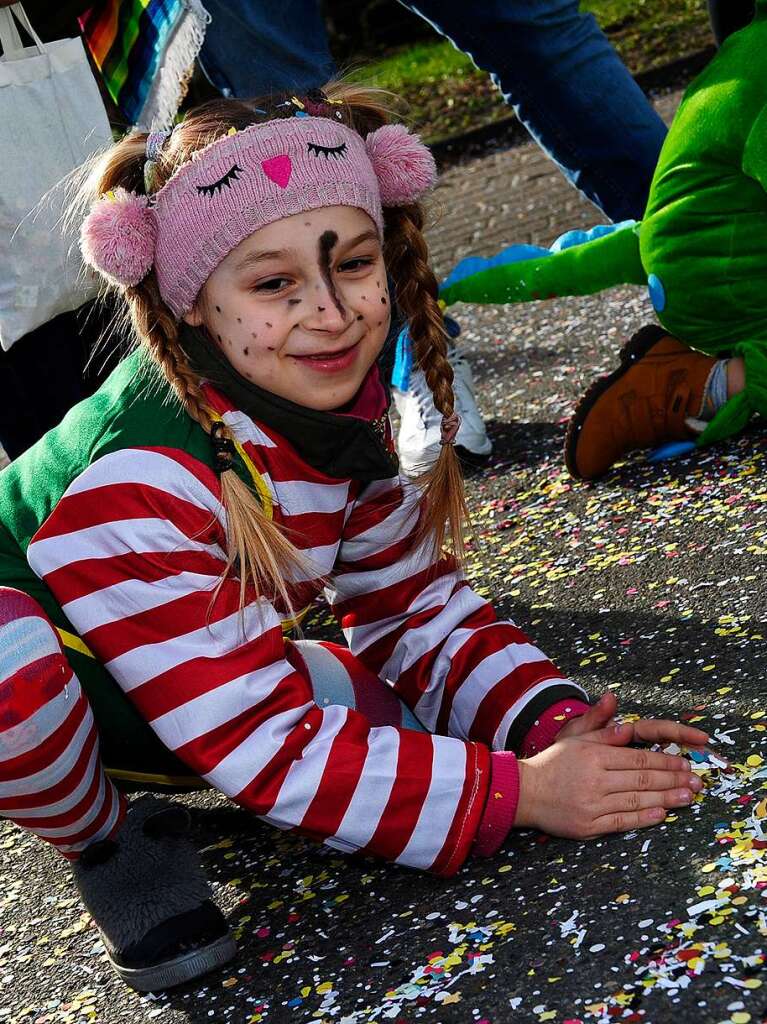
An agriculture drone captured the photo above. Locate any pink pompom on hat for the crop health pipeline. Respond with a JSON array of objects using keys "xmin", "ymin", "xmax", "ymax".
[{"xmin": 81, "ymin": 114, "xmax": 437, "ymax": 318}]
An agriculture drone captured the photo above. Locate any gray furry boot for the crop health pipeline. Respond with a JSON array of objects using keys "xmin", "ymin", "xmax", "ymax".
[{"xmin": 72, "ymin": 796, "xmax": 237, "ymax": 992}]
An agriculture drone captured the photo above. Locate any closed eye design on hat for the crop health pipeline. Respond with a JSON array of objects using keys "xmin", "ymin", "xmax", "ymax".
[
  {"xmin": 307, "ymin": 142, "xmax": 348, "ymax": 159},
  {"xmin": 195, "ymin": 164, "xmax": 244, "ymax": 196}
]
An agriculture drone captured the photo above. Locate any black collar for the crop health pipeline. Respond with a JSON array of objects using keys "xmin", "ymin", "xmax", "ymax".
[{"xmin": 180, "ymin": 323, "xmax": 400, "ymax": 482}]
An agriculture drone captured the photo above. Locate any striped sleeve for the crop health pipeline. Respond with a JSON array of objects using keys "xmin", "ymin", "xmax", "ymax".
[
  {"xmin": 327, "ymin": 475, "xmax": 589, "ymax": 752},
  {"xmin": 27, "ymin": 447, "xmax": 489, "ymax": 874}
]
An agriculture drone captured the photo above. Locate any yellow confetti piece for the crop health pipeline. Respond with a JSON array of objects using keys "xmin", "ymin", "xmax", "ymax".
[
  {"xmin": 538, "ymin": 1012, "xmax": 557, "ymax": 1022},
  {"xmin": 222, "ymin": 978, "xmax": 237, "ymax": 989},
  {"xmin": 730, "ymin": 1013, "xmax": 751, "ymax": 1023},
  {"xmin": 697, "ymin": 885, "xmax": 715, "ymax": 896},
  {"xmin": 614, "ymin": 893, "xmax": 630, "ymax": 904},
  {"xmin": 701, "ymin": 863, "xmax": 717, "ymax": 873},
  {"xmin": 747, "ymin": 755, "xmax": 764, "ymax": 767},
  {"xmin": 744, "ymin": 978, "xmax": 762, "ymax": 989},
  {"xmin": 316, "ymin": 981, "xmax": 332, "ymax": 995}
]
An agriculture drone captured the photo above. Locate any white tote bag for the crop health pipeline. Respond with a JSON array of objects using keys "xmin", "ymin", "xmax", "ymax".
[{"xmin": 0, "ymin": 3, "xmax": 112, "ymax": 351}]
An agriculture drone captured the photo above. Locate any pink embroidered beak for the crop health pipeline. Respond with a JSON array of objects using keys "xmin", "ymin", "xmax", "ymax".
[{"xmin": 261, "ymin": 155, "xmax": 292, "ymax": 188}]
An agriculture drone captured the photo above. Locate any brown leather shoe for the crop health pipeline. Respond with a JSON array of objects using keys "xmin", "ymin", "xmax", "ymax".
[{"xmin": 564, "ymin": 325, "xmax": 717, "ymax": 480}]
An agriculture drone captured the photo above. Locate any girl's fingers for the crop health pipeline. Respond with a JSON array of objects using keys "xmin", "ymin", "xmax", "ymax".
[
  {"xmin": 562, "ymin": 692, "xmax": 617, "ymax": 737},
  {"xmin": 603, "ymin": 745, "xmax": 690, "ymax": 773},
  {"xmin": 605, "ymin": 769, "xmax": 702, "ymax": 795},
  {"xmin": 600, "ymin": 786, "xmax": 695, "ymax": 817},
  {"xmin": 591, "ymin": 806, "xmax": 667, "ymax": 835},
  {"xmin": 631, "ymin": 719, "xmax": 709, "ymax": 746}
]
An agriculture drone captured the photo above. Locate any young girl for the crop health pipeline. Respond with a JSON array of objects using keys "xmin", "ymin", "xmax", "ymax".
[{"xmin": 0, "ymin": 85, "xmax": 707, "ymax": 993}]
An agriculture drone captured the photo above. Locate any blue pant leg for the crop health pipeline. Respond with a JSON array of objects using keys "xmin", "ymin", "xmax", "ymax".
[
  {"xmin": 198, "ymin": 0, "xmax": 336, "ymax": 98},
  {"xmin": 291, "ymin": 640, "xmax": 425, "ymax": 732},
  {"xmin": 401, "ymin": 0, "xmax": 667, "ymax": 221}
]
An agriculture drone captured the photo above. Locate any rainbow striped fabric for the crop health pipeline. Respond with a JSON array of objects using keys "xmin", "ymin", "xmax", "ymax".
[{"xmin": 79, "ymin": 0, "xmax": 209, "ymax": 130}]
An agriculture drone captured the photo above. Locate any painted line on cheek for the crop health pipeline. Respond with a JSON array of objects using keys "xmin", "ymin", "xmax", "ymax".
[{"xmin": 318, "ymin": 230, "xmax": 345, "ymax": 317}]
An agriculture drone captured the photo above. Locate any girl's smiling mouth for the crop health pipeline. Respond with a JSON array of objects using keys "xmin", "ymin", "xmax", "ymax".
[{"xmin": 288, "ymin": 339, "xmax": 361, "ymax": 372}]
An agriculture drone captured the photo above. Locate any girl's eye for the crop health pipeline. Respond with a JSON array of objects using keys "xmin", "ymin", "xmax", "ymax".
[
  {"xmin": 195, "ymin": 164, "xmax": 243, "ymax": 196},
  {"xmin": 254, "ymin": 277, "xmax": 291, "ymax": 292},
  {"xmin": 339, "ymin": 257, "xmax": 374, "ymax": 272},
  {"xmin": 307, "ymin": 141, "xmax": 348, "ymax": 159}
]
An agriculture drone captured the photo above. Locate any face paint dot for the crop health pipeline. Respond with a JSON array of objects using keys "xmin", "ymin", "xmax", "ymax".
[
  {"xmin": 356, "ymin": 314, "xmax": 364, "ymax": 321},
  {"xmin": 215, "ymin": 306, "xmax": 221, "ymax": 313},
  {"xmin": 361, "ymin": 296, "xmax": 367, "ymax": 301},
  {"xmin": 265, "ymin": 322, "xmax": 273, "ymax": 328},
  {"xmin": 317, "ymin": 306, "xmax": 326, "ymax": 312},
  {"xmin": 381, "ymin": 296, "xmax": 387, "ymax": 304},
  {"xmin": 236, "ymin": 317, "xmax": 242, "ymax": 323},
  {"xmin": 288, "ymin": 298, "xmax": 301, "ymax": 306},
  {"xmin": 243, "ymin": 347, "xmax": 249, "ymax": 356},
  {"xmin": 267, "ymin": 346, "xmax": 275, "ymax": 351},
  {"xmin": 251, "ymin": 332, "xmax": 258, "ymax": 338},
  {"xmin": 217, "ymin": 334, "xmax": 222, "ymax": 343}
]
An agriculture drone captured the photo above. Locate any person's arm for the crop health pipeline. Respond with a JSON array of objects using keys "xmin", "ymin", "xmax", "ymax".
[
  {"xmin": 327, "ymin": 474, "xmax": 590, "ymax": 754},
  {"xmin": 27, "ymin": 447, "xmax": 490, "ymax": 875},
  {"xmin": 440, "ymin": 221, "xmax": 645, "ymax": 307},
  {"xmin": 743, "ymin": 104, "xmax": 767, "ymax": 192}
]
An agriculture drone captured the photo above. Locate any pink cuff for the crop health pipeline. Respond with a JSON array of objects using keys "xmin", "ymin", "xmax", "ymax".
[
  {"xmin": 519, "ymin": 699, "xmax": 591, "ymax": 758},
  {"xmin": 472, "ymin": 752, "xmax": 520, "ymax": 857}
]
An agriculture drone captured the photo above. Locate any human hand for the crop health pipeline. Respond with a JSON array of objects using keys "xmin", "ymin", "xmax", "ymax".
[
  {"xmin": 558, "ymin": 691, "xmax": 709, "ymax": 749},
  {"xmin": 514, "ymin": 727, "xmax": 704, "ymax": 839}
]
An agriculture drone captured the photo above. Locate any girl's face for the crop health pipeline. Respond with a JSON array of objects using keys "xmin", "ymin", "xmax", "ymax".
[{"xmin": 184, "ymin": 205, "xmax": 391, "ymax": 411}]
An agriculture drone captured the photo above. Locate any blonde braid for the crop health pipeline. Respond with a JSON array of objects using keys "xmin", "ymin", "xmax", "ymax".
[
  {"xmin": 384, "ymin": 205, "xmax": 470, "ymax": 559},
  {"xmin": 128, "ymin": 278, "xmax": 311, "ymax": 614}
]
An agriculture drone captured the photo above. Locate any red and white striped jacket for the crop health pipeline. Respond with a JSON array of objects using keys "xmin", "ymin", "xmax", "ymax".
[{"xmin": 25, "ymin": 382, "xmax": 587, "ymax": 875}]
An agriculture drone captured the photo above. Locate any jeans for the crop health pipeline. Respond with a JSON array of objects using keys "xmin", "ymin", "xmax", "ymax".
[{"xmin": 199, "ymin": 0, "xmax": 667, "ymax": 221}]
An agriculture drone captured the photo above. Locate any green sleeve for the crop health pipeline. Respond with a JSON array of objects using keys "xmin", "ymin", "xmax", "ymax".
[
  {"xmin": 440, "ymin": 222, "xmax": 646, "ymax": 306},
  {"xmin": 743, "ymin": 105, "xmax": 767, "ymax": 192}
]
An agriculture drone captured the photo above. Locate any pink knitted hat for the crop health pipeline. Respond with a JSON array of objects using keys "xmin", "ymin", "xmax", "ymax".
[{"xmin": 81, "ymin": 114, "xmax": 437, "ymax": 317}]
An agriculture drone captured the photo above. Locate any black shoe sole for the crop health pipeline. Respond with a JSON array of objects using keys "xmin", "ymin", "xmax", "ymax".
[
  {"xmin": 112, "ymin": 931, "xmax": 238, "ymax": 992},
  {"xmin": 564, "ymin": 324, "xmax": 667, "ymax": 480}
]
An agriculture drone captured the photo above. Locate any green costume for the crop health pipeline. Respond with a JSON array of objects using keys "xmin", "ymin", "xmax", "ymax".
[
  {"xmin": 440, "ymin": 5, "xmax": 767, "ymax": 447},
  {"xmin": 0, "ymin": 351, "xmax": 223, "ymax": 788}
]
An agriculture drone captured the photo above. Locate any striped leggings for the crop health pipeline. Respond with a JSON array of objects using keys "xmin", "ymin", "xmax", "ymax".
[{"xmin": 0, "ymin": 588, "xmax": 423, "ymax": 860}]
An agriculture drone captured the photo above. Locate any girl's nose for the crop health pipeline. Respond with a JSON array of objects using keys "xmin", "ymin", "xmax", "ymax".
[{"xmin": 307, "ymin": 280, "xmax": 348, "ymax": 331}]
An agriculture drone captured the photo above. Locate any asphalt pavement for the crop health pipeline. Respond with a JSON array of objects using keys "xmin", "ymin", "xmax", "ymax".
[{"xmin": 3, "ymin": 87, "xmax": 767, "ymax": 1024}]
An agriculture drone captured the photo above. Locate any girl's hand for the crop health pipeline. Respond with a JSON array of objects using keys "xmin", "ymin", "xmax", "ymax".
[
  {"xmin": 514, "ymin": 727, "xmax": 704, "ymax": 839},
  {"xmin": 558, "ymin": 691, "xmax": 709, "ymax": 749}
]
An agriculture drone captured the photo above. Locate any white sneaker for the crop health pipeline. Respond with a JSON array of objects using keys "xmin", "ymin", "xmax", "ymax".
[{"xmin": 393, "ymin": 346, "xmax": 493, "ymax": 477}]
